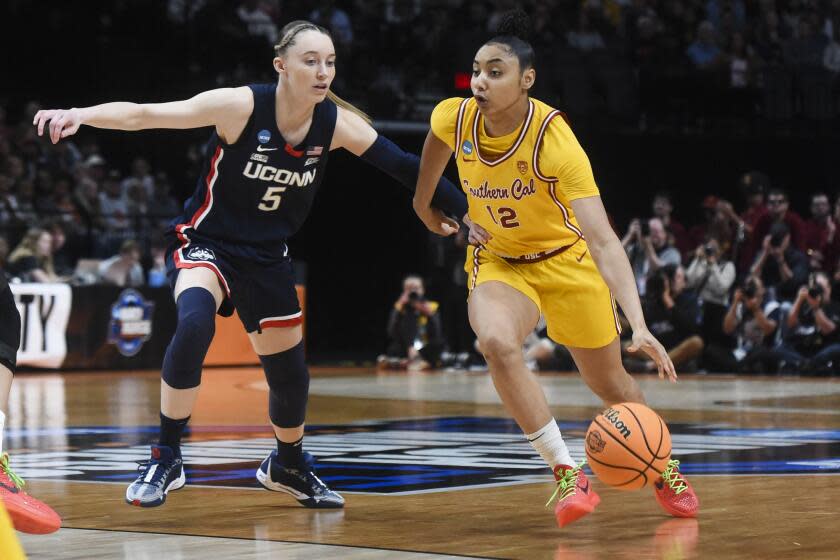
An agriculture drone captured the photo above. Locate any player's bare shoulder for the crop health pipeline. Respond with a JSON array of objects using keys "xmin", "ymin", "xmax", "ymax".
[{"xmin": 214, "ymin": 86, "xmax": 256, "ymax": 144}]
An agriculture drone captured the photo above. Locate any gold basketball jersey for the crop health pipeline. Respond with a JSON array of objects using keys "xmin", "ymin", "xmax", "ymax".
[{"xmin": 431, "ymin": 97, "xmax": 600, "ymax": 258}]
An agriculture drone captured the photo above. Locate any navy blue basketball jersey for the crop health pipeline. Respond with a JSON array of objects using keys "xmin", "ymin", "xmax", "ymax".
[{"xmin": 169, "ymin": 84, "xmax": 337, "ymax": 260}]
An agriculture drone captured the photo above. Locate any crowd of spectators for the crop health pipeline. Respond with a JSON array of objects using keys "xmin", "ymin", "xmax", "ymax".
[
  {"xmin": 619, "ymin": 172, "xmax": 840, "ymax": 374},
  {"xmin": 6, "ymin": 1, "xmax": 840, "ymax": 129},
  {"xmin": 0, "ymin": 101, "xmax": 181, "ymax": 287}
]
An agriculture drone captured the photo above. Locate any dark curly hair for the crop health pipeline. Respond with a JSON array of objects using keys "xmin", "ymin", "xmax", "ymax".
[{"xmin": 484, "ymin": 8, "xmax": 535, "ymax": 73}]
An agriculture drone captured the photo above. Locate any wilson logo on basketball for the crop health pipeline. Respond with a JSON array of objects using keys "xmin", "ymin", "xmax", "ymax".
[
  {"xmin": 603, "ymin": 408, "xmax": 631, "ymax": 439},
  {"xmin": 586, "ymin": 430, "xmax": 606, "ymax": 454}
]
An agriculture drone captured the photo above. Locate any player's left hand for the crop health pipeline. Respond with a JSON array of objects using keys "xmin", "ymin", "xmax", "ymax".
[
  {"xmin": 627, "ymin": 328, "xmax": 677, "ymax": 382},
  {"xmin": 416, "ymin": 205, "xmax": 459, "ymax": 236},
  {"xmin": 463, "ymin": 213, "xmax": 491, "ymax": 246}
]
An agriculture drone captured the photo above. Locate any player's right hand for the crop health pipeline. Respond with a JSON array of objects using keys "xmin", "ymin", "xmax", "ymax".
[
  {"xmin": 33, "ymin": 108, "xmax": 82, "ymax": 144},
  {"xmin": 627, "ymin": 328, "xmax": 677, "ymax": 382}
]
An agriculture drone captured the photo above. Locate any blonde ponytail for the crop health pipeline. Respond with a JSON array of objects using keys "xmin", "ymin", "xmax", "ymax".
[{"xmin": 327, "ymin": 91, "xmax": 372, "ymax": 124}]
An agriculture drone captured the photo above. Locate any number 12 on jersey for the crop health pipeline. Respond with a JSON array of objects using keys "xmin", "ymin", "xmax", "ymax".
[{"xmin": 485, "ymin": 205, "xmax": 520, "ymax": 228}]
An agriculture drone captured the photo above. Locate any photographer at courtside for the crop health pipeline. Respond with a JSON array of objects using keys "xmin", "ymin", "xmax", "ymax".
[
  {"xmin": 622, "ymin": 217, "xmax": 682, "ymax": 296},
  {"xmin": 750, "ymin": 221, "xmax": 809, "ymax": 301},
  {"xmin": 775, "ymin": 272, "xmax": 840, "ymax": 373},
  {"xmin": 703, "ymin": 275, "xmax": 782, "ymax": 373},
  {"xmin": 379, "ymin": 275, "xmax": 445, "ymax": 370},
  {"xmin": 686, "ymin": 237, "xmax": 736, "ymax": 345}
]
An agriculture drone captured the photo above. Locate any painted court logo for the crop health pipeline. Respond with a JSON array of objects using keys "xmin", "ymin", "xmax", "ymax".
[{"xmin": 6, "ymin": 418, "xmax": 840, "ymax": 495}]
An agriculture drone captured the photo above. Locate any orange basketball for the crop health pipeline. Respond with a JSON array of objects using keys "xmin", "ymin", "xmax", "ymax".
[{"xmin": 584, "ymin": 402, "xmax": 672, "ymax": 490}]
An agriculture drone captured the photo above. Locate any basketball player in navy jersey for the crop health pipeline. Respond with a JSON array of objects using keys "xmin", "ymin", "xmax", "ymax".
[{"xmin": 34, "ymin": 21, "xmax": 467, "ymax": 509}]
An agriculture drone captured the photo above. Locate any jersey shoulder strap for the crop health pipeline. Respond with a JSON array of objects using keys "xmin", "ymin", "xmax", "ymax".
[
  {"xmin": 308, "ymin": 96, "xmax": 338, "ymax": 151},
  {"xmin": 220, "ymin": 83, "xmax": 273, "ymax": 149},
  {"xmin": 247, "ymin": 83, "xmax": 276, "ymax": 127}
]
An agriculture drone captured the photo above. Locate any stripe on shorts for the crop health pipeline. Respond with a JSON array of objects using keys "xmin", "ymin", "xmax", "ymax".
[
  {"xmin": 470, "ymin": 245, "xmax": 482, "ymax": 291},
  {"xmin": 172, "ymin": 249, "xmax": 231, "ymax": 297},
  {"xmin": 609, "ymin": 291, "xmax": 621, "ymax": 335},
  {"xmin": 259, "ymin": 311, "xmax": 303, "ymax": 330}
]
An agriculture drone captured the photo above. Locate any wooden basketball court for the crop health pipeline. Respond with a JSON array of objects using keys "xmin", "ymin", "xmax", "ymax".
[{"xmin": 8, "ymin": 367, "xmax": 840, "ymax": 559}]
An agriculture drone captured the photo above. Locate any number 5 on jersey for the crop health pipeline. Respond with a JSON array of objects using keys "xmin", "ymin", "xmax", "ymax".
[
  {"xmin": 259, "ymin": 186, "xmax": 286, "ymax": 211},
  {"xmin": 486, "ymin": 205, "xmax": 520, "ymax": 228}
]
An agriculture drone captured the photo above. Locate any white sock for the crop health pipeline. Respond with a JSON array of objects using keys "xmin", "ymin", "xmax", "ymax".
[
  {"xmin": 0, "ymin": 409, "xmax": 5, "ymax": 455},
  {"xmin": 526, "ymin": 418, "xmax": 575, "ymax": 470}
]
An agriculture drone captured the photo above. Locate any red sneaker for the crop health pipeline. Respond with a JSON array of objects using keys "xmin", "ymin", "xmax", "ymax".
[
  {"xmin": 549, "ymin": 462, "xmax": 600, "ymax": 528},
  {"xmin": 653, "ymin": 459, "xmax": 699, "ymax": 518},
  {"xmin": 0, "ymin": 453, "xmax": 61, "ymax": 534}
]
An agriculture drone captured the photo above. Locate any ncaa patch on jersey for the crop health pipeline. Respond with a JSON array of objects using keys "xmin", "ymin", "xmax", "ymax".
[
  {"xmin": 257, "ymin": 129, "xmax": 271, "ymax": 144},
  {"xmin": 462, "ymin": 140, "xmax": 474, "ymax": 155},
  {"xmin": 186, "ymin": 246, "xmax": 215, "ymax": 261}
]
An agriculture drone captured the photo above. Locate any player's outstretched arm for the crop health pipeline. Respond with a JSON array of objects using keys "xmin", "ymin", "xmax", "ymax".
[
  {"xmin": 33, "ymin": 87, "xmax": 253, "ymax": 144},
  {"xmin": 331, "ymin": 106, "xmax": 467, "ymax": 220},
  {"xmin": 411, "ymin": 129, "xmax": 460, "ymax": 236},
  {"xmin": 571, "ymin": 195, "xmax": 677, "ymax": 382}
]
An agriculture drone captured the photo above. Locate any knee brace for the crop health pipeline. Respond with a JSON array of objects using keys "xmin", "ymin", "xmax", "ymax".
[
  {"xmin": 0, "ymin": 285, "xmax": 20, "ymax": 373},
  {"xmin": 260, "ymin": 340, "xmax": 309, "ymax": 428},
  {"xmin": 161, "ymin": 287, "xmax": 216, "ymax": 389}
]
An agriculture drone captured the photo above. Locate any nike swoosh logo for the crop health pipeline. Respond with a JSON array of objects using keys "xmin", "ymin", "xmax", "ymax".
[
  {"xmin": 576, "ymin": 250, "xmax": 588, "ymax": 262},
  {"xmin": 256, "ymin": 146, "xmax": 278, "ymax": 152},
  {"xmin": 0, "ymin": 481, "xmax": 20, "ymax": 494}
]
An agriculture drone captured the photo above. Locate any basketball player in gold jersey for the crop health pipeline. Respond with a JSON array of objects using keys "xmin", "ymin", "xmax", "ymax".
[{"xmin": 414, "ymin": 10, "xmax": 699, "ymax": 528}]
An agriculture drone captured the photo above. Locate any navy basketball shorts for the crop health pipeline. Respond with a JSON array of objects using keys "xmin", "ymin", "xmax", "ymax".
[{"xmin": 165, "ymin": 237, "xmax": 302, "ymax": 333}]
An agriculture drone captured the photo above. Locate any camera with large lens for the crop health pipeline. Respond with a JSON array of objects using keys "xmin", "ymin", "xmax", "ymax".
[
  {"xmin": 768, "ymin": 222, "xmax": 789, "ymax": 249},
  {"xmin": 640, "ymin": 220, "xmax": 650, "ymax": 237},
  {"xmin": 742, "ymin": 278, "xmax": 758, "ymax": 299},
  {"xmin": 808, "ymin": 285, "xmax": 823, "ymax": 299},
  {"xmin": 703, "ymin": 244, "xmax": 715, "ymax": 257},
  {"xmin": 407, "ymin": 291, "xmax": 422, "ymax": 303}
]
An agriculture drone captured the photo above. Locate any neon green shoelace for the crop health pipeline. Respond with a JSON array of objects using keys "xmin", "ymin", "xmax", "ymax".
[
  {"xmin": 661, "ymin": 459, "xmax": 687, "ymax": 495},
  {"xmin": 1, "ymin": 453, "xmax": 26, "ymax": 489},
  {"xmin": 546, "ymin": 460, "xmax": 586, "ymax": 507}
]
